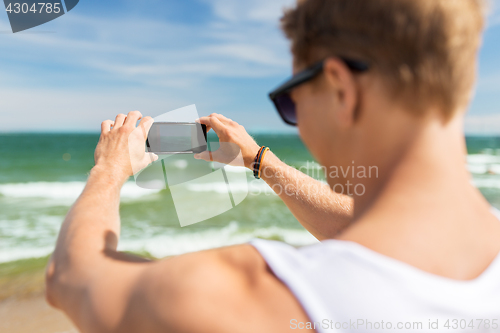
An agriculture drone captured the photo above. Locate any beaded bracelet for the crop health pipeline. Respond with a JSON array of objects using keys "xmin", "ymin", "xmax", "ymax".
[
  {"xmin": 252, "ymin": 146, "xmax": 264, "ymax": 178},
  {"xmin": 253, "ymin": 146, "xmax": 270, "ymax": 179},
  {"xmin": 258, "ymin": 147, "xmax": 270, "ymax": 179}
]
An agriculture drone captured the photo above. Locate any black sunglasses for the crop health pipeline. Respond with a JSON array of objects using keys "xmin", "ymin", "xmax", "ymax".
[{"xmin": 268, "ymin": 58, "xmax": 370, "ymax": 126}]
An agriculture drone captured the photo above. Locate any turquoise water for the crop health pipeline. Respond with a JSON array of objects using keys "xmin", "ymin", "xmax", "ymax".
[{"xmin": 0, "ymin": 134, "xmax": 499, "ymax": 262}]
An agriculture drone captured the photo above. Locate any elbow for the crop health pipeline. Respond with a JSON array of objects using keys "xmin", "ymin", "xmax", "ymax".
[
  {"xmin": 45, "ymin": 256, "xmax": 65, "ymax": 309},
  {"xmin": 45, "ymin": 257, "xmax": 59, "ymax": 308}
]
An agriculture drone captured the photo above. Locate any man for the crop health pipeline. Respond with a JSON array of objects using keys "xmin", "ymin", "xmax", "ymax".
[{"xmin": 46, "ymin": 0, "xmax": 500, "ymax": 332}]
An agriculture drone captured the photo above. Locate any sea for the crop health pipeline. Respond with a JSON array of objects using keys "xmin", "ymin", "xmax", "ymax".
[{"xmin": 1, "ymin": 133, "xmax": 500, "ymax": 263}]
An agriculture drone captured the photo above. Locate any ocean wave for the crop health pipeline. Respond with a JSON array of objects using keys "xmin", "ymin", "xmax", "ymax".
[
  {"xmin": 468, "ymin": 164, "xmax": 500, "ymax": 175},
  {"xmin": 472, "ymin": 178, "xmax": 500, "ymax": 190},
  {"xmin": 289, "ymin": 154, "xmax": 500, "ymax": 176},
  {"xmin": 0, "ymin": 182, "xmax": 161, "ymax": 201},
  {"xmin": 118, "ymin": 222, "xmax": 318, "ymax": 258},
  {"xmin": 0, "ymin": 221, "xmax": 318, "ymax": 263},
  {"xmin": 186, "ymin": 180, "xmax": 275, "ymax": 194},
  {"xmin": 0, "ymin": 245, "xmax": 55, "ymax": 263},
  {"xmin": 467, "ymin": 154, "xmax": 500, "ymax": 164},
  {"xmin": 0, "ymin": 216, "xmax": 62, "ymax": 239},
  {"xmin": 467, "ymin": 154, "xmax": 500, "ymax": 175}
]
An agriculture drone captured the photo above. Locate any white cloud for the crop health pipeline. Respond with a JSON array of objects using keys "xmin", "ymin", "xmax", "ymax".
[
  {"xmin": 203, "ymin": 0, "xmax": 295, "ymax": 23},
  {"xmin": 477, "ymin": 72, "xmax": 500, "ymax": 92},
  {"xmin": 0, "ymin": 1, "xmax": 297, "ymax": 131},
  {"xmin": 10, "ymin": 0, "xmax": 498, "ymax": 135},
  {"xmin": 0, "ymin": 1, "xmax": 293, "ymax": 88},
  {"xmin": 486, "ymin": 0, "xmax": 500, "ymax": 27},
  {"xmin": 0, "ymin": 87, "xmax": 188, "ymax": 132},
  {"xmin": 201, "ymin": 43, "xmax": 286, "ymax": 66}
]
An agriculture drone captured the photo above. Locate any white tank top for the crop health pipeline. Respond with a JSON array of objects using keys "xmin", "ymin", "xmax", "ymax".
[{"xmin": 250, "ymin": 210, "xmax": 500, "ymax": 333}]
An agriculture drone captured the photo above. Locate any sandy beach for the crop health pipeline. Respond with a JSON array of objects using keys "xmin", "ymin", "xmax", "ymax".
[
  {"xmin": 0, "ymin": 296, "xmax": 76, "ymax": 333},
  {"xmin": 0, "ymin": 256, "xmax": 77, "ymax": 333}
]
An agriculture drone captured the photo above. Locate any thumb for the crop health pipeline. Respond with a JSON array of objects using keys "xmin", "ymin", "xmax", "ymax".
[
  {"xmin": 149, "ymin": 153, "xmax": 159, "ymax": 161},
  {"xmin": 145, "ymin": 153, "xmax": 159, "ymax": 164}
]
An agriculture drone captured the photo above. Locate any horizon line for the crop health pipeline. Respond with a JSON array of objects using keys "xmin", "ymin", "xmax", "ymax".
[{"xmin": 0, "ymin": 130, "xmax": 500, "ymax": 137}]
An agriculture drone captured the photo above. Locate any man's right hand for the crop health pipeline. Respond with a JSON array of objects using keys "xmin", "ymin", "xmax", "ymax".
[
  {"xmin": 94, "ymin": 111, "xmax": 157, "ymax": 184},
  {"xmin": 195, "ymin": 113, "xmax": 261, "ymax": 169}
]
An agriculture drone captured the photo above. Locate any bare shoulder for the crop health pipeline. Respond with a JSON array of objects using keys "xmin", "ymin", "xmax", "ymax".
[{"xmin": 134, "ymin": 244, "xmax": 313, "ymax": 333}]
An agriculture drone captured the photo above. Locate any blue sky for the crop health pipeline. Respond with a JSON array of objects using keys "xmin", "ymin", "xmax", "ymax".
[{"xmin": 0, "ymin": 0, "xmax": 499, "ymax": 133}]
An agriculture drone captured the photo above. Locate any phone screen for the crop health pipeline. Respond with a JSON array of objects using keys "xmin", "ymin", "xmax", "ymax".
[{"xmin": 146, "ymin": 123, "xmax": 207, "ymax": 154}]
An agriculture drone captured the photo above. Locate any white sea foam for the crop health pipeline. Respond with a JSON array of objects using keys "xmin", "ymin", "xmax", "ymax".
[
  {"xmin": 290, "ymin": 154, "xmax": 500, "ymax": 177},
  {"xmin": 186, "ymin": 180, "xmax": 275, "ymax": 194},
  {"xmin": 0, "ymin": 216, "xmax": 61, "ymax": 239},
  {"xmin": 117, "ymin": 222, "xmax": 318, "ymax": 258},
  {"xmin": 467, "ymin": 154, "xmax": 500, "ymax": 165},
  {"xmin": 472, "ymin": 178, "xmax": 500, "ymax": 190},
  {"xmin": 468, "ymin": 164, "xmax": 500, "ymax": 175},
  {"xmin": 2, "ymin": 152, "xmax": 498, "ymax": 264},
  {"xmin": 0, "ymin": 215, "xmax": 68, "ymax": 262},
  {"xmin": 467, "ymin": 154, "xmax": 500, "ymax": 175},
  {"xmin": 0, "ymin": 245, "xmax": 55, "ymax": 263},
  {"xmin": 0, "ymin": 221, "xmax": 318, "ymax": 263},
  {"xmin": 9, "ymin": 154, "xmax": 495, "ymax": 203},
  {"xmin": 0, "ymin": 181, "xmax": 161, "ymax": 202}
]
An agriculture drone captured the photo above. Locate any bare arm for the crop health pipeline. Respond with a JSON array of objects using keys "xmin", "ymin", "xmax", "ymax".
[
  {"xmin": 46, "ymin": 111, "xmax": 312, "ymax": 333},
  {"xmin": 196, "ymin": 113, "xmax": 353, "ymax": 240},
  {"xmin": 45, "ymin": 111, "xmax": 157, "ymax": 329},
  {"xmin": 259, "ymin": 151, "xmax": 353, "ymax": 240}
]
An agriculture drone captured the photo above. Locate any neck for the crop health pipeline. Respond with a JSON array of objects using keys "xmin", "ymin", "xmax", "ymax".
[
  {"xmin": 352, "ymin": 114, "xmax": 478, "ymax": 220},
  {"xmin": 335, "ymin": 115, "xmax": 500, "ymax": 280}
]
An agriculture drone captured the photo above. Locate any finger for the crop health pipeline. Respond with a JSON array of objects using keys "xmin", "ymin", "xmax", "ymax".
[
  {"xmin": 194, "ymin": 149, "xmax": 228, "ymax": 163},
  {"xmin": 138, "ymin": 116, "xmax": 154, "ymax": 140},
  {"xmin": 101, "ymin": 120, "xmax": 114, "ymax": 133},
  {"xmin": 207, "ymin": 113, "xmax": 232, "ymax": 124},
  {"xmin": 197, "ymin": 117, "xmax": 212, "ymax": 133},
  {"xmin": 194, "ymin": 150, "xmax": 214, "ymax": 162},
  {"xmin": 209, "ymin": 116, "xmax": 226, "ymax": 136},
  {"xmin": 214, "ymin": 113, "xmax": 232, "ymax": 123},
  {"xmin": 125, "ymin": 111, "xmax": 143, "ymax": 127},
  {"xmin": 113, "ymin": 114, "xmax": 127, "ymax": 129}
]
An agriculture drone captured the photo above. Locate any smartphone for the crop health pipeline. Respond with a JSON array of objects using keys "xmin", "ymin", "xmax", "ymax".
[{"xmin": 146, "ymin": 122, "xmax": 208, "ymax": 154}]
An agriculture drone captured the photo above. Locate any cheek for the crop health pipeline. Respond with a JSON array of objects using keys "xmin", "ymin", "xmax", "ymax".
[
  {"xmin": 296, "ymin": 97, "xmax": 316, "ymax": 141},
  {"xmin": 296, "ymin": 96, "xmax": 335, "ymax": 164}
]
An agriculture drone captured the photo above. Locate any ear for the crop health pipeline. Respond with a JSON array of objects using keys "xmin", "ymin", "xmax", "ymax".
[{"xmin": 323, "ymin": 58, "xmax": 358, "ymax": 128}]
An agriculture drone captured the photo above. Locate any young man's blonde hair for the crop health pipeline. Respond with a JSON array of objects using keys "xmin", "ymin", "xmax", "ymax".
[{"xmin": 281, "ymin": 0, "xmax": 487, "ymax": 119}]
